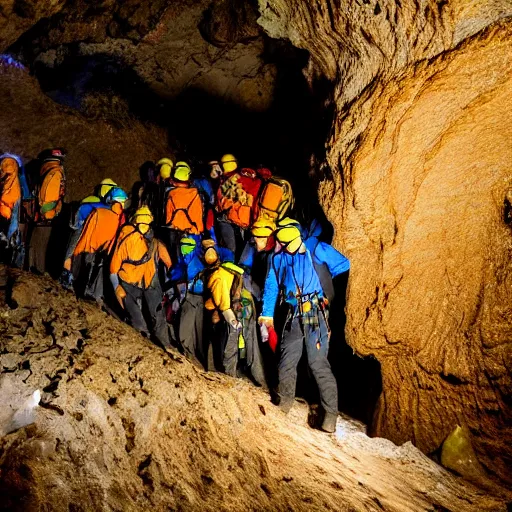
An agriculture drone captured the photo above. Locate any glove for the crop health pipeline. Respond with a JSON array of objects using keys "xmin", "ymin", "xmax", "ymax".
[
  {"xmin": 223, "ymin": 309, "xmax": 242, "ymax": 330},
  {"xmin": 115, "ymin": 285, "xmax": 126, "ymax": 308},
  {"xmin": 258, "ymin": 316, "xmax": 274, "ymax": 328},
  {"xmin": 268, "ymin": 326, "xmax": 278, "ymax": 353},
  {"xmin": 259, "ymin": 322, "xmax": 269, "ymax": 342},
  {"xmin": 63, "ymin": 258, "xmax": 72, "ymax": 271}
]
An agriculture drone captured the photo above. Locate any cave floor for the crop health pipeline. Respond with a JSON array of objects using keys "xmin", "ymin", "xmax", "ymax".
[{"xmin": 0, "ymin": 266, "xmax": 508, "ymax": 512}]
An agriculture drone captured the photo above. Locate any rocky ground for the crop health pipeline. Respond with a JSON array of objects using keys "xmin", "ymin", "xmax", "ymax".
[{"xmin": 0, "ymin": 265, "xmax": 509, "ymax": 511}]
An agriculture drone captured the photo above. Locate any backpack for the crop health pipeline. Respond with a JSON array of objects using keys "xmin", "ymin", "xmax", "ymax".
[
  {"xmin": 257, "ymin": 177, "xmax": 293, "ymax": 222},
  {"xmin": 165, "ymin": 185, "xmax": 204, "ymax": 234},
  {"xmin": 38, "ymin": 162, "xmax": 65, "ymax": 221},
  {"xmin": 217, "ymin": 168, "xmax": 263, "ymax": 228}
]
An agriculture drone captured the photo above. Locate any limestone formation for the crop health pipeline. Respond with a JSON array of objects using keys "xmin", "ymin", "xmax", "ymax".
[{"xmin": 258, "ymin": 0, "xmax": 512, "ymax": 485}]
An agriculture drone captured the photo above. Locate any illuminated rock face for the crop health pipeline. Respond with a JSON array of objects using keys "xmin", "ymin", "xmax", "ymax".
[{"xmin": 258, "ymin": 0, "xmax": 512, "ymax": 483}]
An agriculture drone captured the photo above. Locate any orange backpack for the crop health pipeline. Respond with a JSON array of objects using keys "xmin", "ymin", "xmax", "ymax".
[
  {"xmin": 165, "ymin": 185, "xmax": 204, "ymax": 234},
  {"xmin": 38, "ymin": 162, "xmax": 65, "ymax": 221},
  {"xmin": 257, "ymin": 177, "xmax": 293, "ymax": 222},
  {"xmin": 217, "ymin": 169, "xmax": 263, "ymax": 228}
]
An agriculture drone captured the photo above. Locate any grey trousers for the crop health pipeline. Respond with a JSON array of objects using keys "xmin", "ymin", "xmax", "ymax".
[
  {"xmin": 179, "ymin": 293, "xmax": 205, "ymax": 365},
  {"xmin": 278, "ymin": 313, "xmax": 338, "ymax": 414},
  {"xmin": 122, "ymin": 279, "xmax": 170, "ymax": 350},
  {"xmin": 223, "ymin": 317, "xmax": 265, "ymax": 386}
]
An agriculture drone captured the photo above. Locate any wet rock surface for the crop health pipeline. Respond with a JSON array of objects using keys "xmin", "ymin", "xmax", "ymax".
[{"xmin": 0, "ymin": 266, "xmax": 509, "ymax": 511}]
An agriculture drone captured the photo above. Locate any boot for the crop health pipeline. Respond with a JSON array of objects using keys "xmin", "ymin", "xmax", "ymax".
[
  {"xmin": 321, "ymin": 412, "xmax": 337, "ymax": 433},
  {"xmin": 277, "ymin": 395, "xmax": 294, "ymax": 414}
]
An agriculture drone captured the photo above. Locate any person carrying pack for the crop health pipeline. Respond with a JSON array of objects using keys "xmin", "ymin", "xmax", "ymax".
[
  {"xmin": 0, "ymin": 154, "xmax": 23, "ymax": 265},
  {"xmin": 169, "ymin": 237, "xmax": 233, "ymax": 368},
  {"xmin": 110, "ymin": 206, "xmax": 172, "ymax": 350},
  {"xmin": 259, "ymin": 225, "xmax": 338, "ymax": 433},
  {"xmin": 163, "ymin": 161, "xmax": 204, "ymax": 262},
  {"xmin": 61, "ymin": 187, "xmax": 128, "ymax": 299},
  {"xmin": 61, "ymin": 189, "xmax": 112, "ymax": 283},
  {"xmin": 28, "ymin": 148, "xmax": 66, "ymax": 274},
  {"xmin": 205, "ymin": 255, "xmax": 265, "ymax": 386},
  {"xmin": 37, "ymin": 149, "xmax": 66, "ymax": 222},
  {"xmin": 215, "ymin": 154, "xmax": 264, "ymax": 256}
]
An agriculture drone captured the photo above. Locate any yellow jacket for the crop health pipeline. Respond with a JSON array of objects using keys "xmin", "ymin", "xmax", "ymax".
[{"xmin": 205, "ymin": 263, "xmax": 244, "ymax": 312}]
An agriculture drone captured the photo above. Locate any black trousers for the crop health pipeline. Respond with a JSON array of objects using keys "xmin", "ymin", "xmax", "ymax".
[
  {"xmin": 122, "ymin": 279, "xmax": 170, "ymax": 350},
  {"xmin": 222, "ymin": 317, "xmax": 265, "ymax": 386},
  {"xmin": 278, "ymin": 313, "xmax": 338, "ymax": 414},
  {"xmin": 178, "ymin": 293, "xmax": 205, "ymax": 366},
  {"xmin": 216, "ymin": 219, "xmax": 245, "ymax": 259}
]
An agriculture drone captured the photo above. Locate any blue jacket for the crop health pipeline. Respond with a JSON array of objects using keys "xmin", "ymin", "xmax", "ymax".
[
  {"xmin": 262, "ymin": 248, "xmax": 323, "ymax": 317},
  {"xmin": 73, "ymin": 202, "xmax": 109, "ymax": 230},
  {"xmin": 303, "ymin": 219, "xmax": 350, "ymax": 278},
  {"xmin": 193, "ymin": 177, "xmax": 214, "ymax": 206},
  {"xmin": 170, "ymin": 243, "xmax": 233, "ymax": 295}
]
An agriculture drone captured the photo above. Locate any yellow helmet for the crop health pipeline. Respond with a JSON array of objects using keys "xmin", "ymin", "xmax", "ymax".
[
  {"xmin": 277, "ymin": 217, "xmax": 300, "ymax": 228},
  {"xmin": 276, "ymin": 225, "xmax": 302, "ymax": 254},
  {"xmin": 132, "ymin": 206, "xmax": 153, "ymax": 225},
  {"xmin": 81, "ymin": 195, "xmax": 100, "ymax": 204},
  {"xmin": 98, "ymin": 178, "xmax": 117, "ymax": 200},
  {"xmin": 158, "ymin": 158, "xmax": 174, "ymax": 180},
  {"xmin": 221, "ymin": 154, "xmax": 237, "ymax": 174},
  {"xmin": 173, "ymin": 161, "xmax": 192, "ymax": 182},
  {"xmin": 251, "ymin": 219, "xmax": 275, "ymax": 238}
]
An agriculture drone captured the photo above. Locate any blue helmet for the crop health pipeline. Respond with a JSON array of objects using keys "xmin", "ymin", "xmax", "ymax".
[{"xmin": 104, "ymin": 186, "xmax": 128, "ymax": 205}]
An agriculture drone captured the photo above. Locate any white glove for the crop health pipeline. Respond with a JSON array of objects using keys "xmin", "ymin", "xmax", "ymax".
[{"xmin": 223, "ymin": 309, "xmax": 242, "ymax": 330}]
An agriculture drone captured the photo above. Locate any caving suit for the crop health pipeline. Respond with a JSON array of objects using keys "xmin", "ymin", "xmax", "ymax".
[
  {"xmin": 261, "ymin": 247, "xmax": 338, "ymax": 413},
  {"xmin": 72, "ymin": 204, "xmax": 124, "ymax": 299},
  {"xmin": 170, "ymin": 241, "xmax": 233, "ymax": 367},
  {"xmin": 0, "ymin": 156, "xmax": 21, "ymax": 239},
  {"xmin": 238, "ymin": 237, "xmax": 275, "ymax": 302},
  {"xmin": 64, "ymin": 199, "xmax": 110, "ymax": 264},
  {"xmin": 205, "ymin": 262, "xmax": 265, "ymax": 385},
  {"xmin": 110, "ymin": 225, "xmax": 172, "ymax": 349}
]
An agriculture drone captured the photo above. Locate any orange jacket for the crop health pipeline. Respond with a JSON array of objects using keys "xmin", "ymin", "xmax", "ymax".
[
  {"xmin": 0, "ymin": 157, "xmax": 21, "ymax": 220},
  {"xmin": 110, "ymin": 225, "xmax": 171, "ymax": 288},
  {"xmin": 73, "ymin": 204, "xmax": 123, "ymax": 257},
  {"xmin": 38, "ymin": 161, "xmax": 65, "ymax": 220},
  {"xmin": 165, "ymin": 183, "xmax": 204, "ymax": 234}
]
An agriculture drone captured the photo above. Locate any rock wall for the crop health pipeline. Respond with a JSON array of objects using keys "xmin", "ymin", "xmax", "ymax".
[
  {"xmin": 258, "ymin": 0, "xmax": 512, "ymax": 484},
  {"xmin": 0, "ymin": 62, "xmax": 170, "ymax": 200}
]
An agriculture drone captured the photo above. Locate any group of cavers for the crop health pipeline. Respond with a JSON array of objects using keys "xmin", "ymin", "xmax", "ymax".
[{"xmin": 0, "ymin": 149, "xmax": 350, "ymax": 433}]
